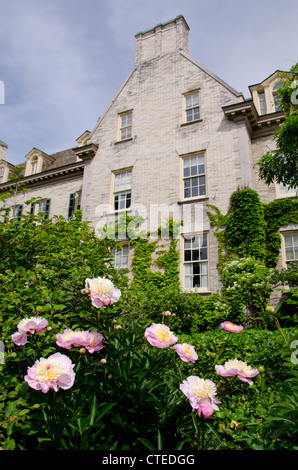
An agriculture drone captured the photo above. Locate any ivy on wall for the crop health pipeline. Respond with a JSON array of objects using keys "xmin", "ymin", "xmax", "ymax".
[
  {"xmin": 207, "ymin": 187, "xmax": 298, "ymax": 326},
  {"xmin": 207, "ymin": 187, "xmax": 298, "ymax": 270},
  {"xmin": 109, "ymin": 213, "xmax": 181, "ymax": 292}
]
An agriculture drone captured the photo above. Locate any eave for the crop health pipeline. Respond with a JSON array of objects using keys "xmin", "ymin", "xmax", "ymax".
[
  {"xmin": 0, "ymin": 160, "xmax": 85, "ymax": 193},
  {"xmin": 222, "ymin": 99, "xmax": 285, "ymax": 138},
  {"xmin": 72, "ymin": 143, "xmax": 98, "ymax": 161}
]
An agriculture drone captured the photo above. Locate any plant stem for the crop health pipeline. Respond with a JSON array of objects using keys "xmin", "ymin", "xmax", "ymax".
[{"xmin": 204, "ymin": 333, "xmax": 231, "ymax": 378}]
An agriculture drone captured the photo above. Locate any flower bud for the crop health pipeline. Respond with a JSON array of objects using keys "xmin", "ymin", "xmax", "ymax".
[
  {"xmin": 259, "ymin": 366, "xmax": 265, "ymax": 374},
  {"xmin": 265, "ymin": 306, "xmax": 275, "ymax": 314},
  {"xmin": 79, "ymin": 348, "xmax": 86, "ymax": 354}
]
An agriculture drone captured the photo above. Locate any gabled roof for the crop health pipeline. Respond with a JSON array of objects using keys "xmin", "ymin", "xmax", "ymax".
[
  {"xmin": 180, "ymin": 51, "xmax": 244, "ymax": 98},
  {"xmin": 249, "ymin": 70, "xmax": 284, "ymax": 90}
]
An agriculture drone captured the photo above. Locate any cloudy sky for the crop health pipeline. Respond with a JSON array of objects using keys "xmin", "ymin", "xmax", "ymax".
[{"xmin": 0, "ymin": 0, "xmax": 297, "ymax": 165}]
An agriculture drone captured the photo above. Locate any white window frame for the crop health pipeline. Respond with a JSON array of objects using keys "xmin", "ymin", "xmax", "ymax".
[
  {"xmin": 183, "ymin": 90, "xmax": 200, "ymax": 123},
  {"xmin": 181, "ymin": 152, "xmax": 207, "ymax": 200},
  {"xmin": 112, "ymin": 243, "xmax": 129, "ymax": 269},
  {"xmin": 68, "ymin": 191, "xmax": 82, "ymax": 219},
  {"xmin": 118, "ymin": 111, "xmax": 133, "ymax": 141},
  {"xmin": 113, "ymin": 169, "xmax": 132, "ymax": 212},
  {"xmin": 276, "ymin": 181, "xmax": 297, "ymax": 199},
  {"xmin": 11, "ymin": 204, "xmax": 23, "ymax": 221},
  {"xmin": 31, "ymin": 157, "xmax": 38, "ymax": 175},
  {"xmin": 272, "ymin": 81, "xmax": 283, "ymax": 112},
  {"xmin": 182, "ymin": 233, "xmax": 209, "ymax": 291},
  {"xmin": 30, "ymin": 198, "xmax": 51, "ymax": 219},
  {"xmin": 258, "ymin": 90, "xmax": 267, "ymax": 115},
  {"xmin": 283, "ymin": 232, "xmax": 298, "ymax": 266}
]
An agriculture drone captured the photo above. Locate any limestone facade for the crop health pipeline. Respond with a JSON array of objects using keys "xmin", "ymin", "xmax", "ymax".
[{"xmin": 1, "ymin": 15, "xmax": 297, "ymax": 295}]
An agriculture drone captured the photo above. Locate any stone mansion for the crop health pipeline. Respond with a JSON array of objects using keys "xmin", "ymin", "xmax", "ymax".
[{"xmin": 0, "ymin": 15, "xmax": 297, "ymax": 295}]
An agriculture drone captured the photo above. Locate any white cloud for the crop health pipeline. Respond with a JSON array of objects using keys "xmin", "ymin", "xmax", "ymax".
[{"xmin": 0, "ymin": 0, "xmax": 297, "ymax": 164}]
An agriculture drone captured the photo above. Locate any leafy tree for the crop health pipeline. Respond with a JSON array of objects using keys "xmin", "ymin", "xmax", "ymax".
[{"xmin": 256, "ymin": 62, "xmax": 298, "ymax": 189}]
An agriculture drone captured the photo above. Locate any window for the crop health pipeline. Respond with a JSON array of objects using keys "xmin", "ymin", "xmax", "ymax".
[
  {"xmin": 184, "ymin": 91, "xmax": 200, "ymax": 123},
  {"xmin": 114, "ymin": 170, "xmax": 132, "ymax": 211},
  {"xmin": 0, "ymin": 166, "xmax": 4, "ymax": 183},
  {"xmin": 182, "ymin": 153, "xmax": 206, "ymax": 199},
  {"xmin": 11, "ymin": 204, "xmax": 23, "ymax": 221},
  {"xmin": 258, "ymin": 91, "xmax": 267, "ymax": 115},
  {"xmin": 113, "ymin": 244, "xmax": 129, "ymax": 269},
  {"xmin": 31, "ymin": 157, "xmax": 38, "ymax": 175},
  {"xmin": 284, "ymin": 233, "xmax": 298, "ymax": 265},
  {"xmin": 68, "ymin": 191, "xmax": 82, "ymax": 219},
  {"xmin": 184, "ymin": 234, "xmax": 208, "ymax": 289},
  {"xmin": 277, "ymin": 182, "xmax": 297, "ymax": 198},
  {"xmin": 30, "ymin": 199, "xmax": 51, "ymax": 219},
  {"xmin": 272, "ymin": 82, "xmax": 283, "ymax": 112},
  {"xmin": 119, "ymin": 111, "xmax": 133, "ymax": 141}
]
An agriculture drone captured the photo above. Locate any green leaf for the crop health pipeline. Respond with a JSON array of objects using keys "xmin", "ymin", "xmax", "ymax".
[{"xmin": 138, "ymin": 437, "xmax": 156, "ymax": 450}]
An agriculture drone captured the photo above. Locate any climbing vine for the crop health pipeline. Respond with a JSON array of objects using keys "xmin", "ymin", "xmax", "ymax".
[
  {"xmin": 207, "ymin": 187, "xmax": 298, "ymax": 326},
  {"xmin": 104, "ymin": 213, "xmax": 182, "ymax": 292},
  {"xmin": 207, "ymin": 187, "xmax": 298, "ymax": 269}
]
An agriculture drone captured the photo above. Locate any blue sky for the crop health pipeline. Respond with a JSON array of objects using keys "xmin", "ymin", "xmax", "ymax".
[{"xmin": 0, "ymin": 0, "xmax": 297, "ymax": 165}]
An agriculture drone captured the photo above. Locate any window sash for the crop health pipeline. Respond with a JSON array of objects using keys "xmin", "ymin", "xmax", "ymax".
[
  {"xmin": 183, "ymin": 154, "xmax": 206, "ymax": 198},
  {"xmin": 114, "ymin": 191, "xmax": 131, "ymax": 211},
  {"xmin": 68, "ymin": 192, "xmax": 81, "ymax": 219},
  {"xmin": 114, "ymin": 171, "xmax": 132, "ymax": 210},
  {"xmin": 120, "ymin": 112, "xmax": 132, "ymax": 140},
  {"xmin": 258, "ymin": 92, "xmax": 267, "ymax": 115},
  {"xmin": 284, "ymin": 233, "xmax": 298, "ymax": 263},
  {"xmin": 11, "ymin": 204, "xmax": 23, "ymax": 221},
  {"xmin": 185, "ymin": 92, "xmax": 200, "ymax": 122},
  {"xmin": 31, "ymin": 160, "xmax": 38, "ymax": 175},
  {"xmin": 184, "ymin": 234, "xmax": 208, "ymax": 288},
  {"xmin": 113, "ymin": 244, "xmax": 129, "ymax": 269}
]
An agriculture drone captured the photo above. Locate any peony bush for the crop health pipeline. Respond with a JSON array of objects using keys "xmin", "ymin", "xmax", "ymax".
[
  {"xmin": 1, "ymin": 274, "xmax": 269, "ymax": 450},
  {"xmin": 1, "ymin": 209, "xmax": 297, "ymax": 450}
]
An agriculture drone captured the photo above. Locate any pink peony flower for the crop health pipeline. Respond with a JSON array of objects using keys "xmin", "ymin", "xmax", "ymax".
[
  {"xmin": 172, "ymin": 343, "xmax": 198, "ymax": 363},
  {"xmin": 145, "ymin": 323, "xmax": 178, "ymax": 348},
  {"xmin": 221, "ymin": 321, "xmax": 243, "ymax": 333},
  {"xmin": 82, "ymin": 277, "xmax": 121, "ymax": 308},
  {"xmin": 11, "ymin": 317, "xmax": 48, "ymax": 346},
  {"xmin": 24, "ymin": 352, "xmax": 75, "ymax": 393},
  {"xmin": 56, "ymin": 329, "xmax": 104, "ymax": 354},
  {"xmin": 85, "ymin": 332, "xmax": 104, "ymax": 353},
  {"xmin": 180, "ymin": 376, "xmax": 221, "ymax": 419},
  {"xmin": 164, "ymin": 311, "xmax": 172, "ymax": 316},
  {"xmin": 56, "ymin": 329, "xmax": 94, "ymax": 350},
  {"xmin": 215, "ymin": 359, "xmax": 259, "ymax": 386}
]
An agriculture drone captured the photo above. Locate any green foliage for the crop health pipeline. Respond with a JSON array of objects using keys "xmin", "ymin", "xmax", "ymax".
[
  {"xmin": 220, "ymin": 257, "xmax": 275, "ymax": 327},
  {"xmin": 263, "ymin": 198, "xmax": 298, "ymax": 267},
  {"xmin": 1, "ymin": 184, "xmax": 298, "ymax": 451},
  {"xmin": 225, "ymin": 189, "xmax": 267, "ymax": 261},
  {"xmin": 256, "ymin": 62, "xmax": 298, "ymax": 189}
]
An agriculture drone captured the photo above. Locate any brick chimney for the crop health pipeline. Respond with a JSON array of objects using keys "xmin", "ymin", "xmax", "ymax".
[{"xmin": 135, "ymin": 15, "xmax": 190, "ymax": 65}]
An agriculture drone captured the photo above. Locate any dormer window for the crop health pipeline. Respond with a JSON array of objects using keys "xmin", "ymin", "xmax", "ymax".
[
  {"xmin": 24, "ymin": 149, "xmax": 55, "ymax": 177},
  {"xmin": 31, "ymin": 157, "xmax": 38, "ymax": 175},
  {"xmin": 258, "ymin": 91, "xmax": 267, "ymax": 115},
  {"xmin": 272, "ymin": 82, "xmax": 283, "ymax": 112}
]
